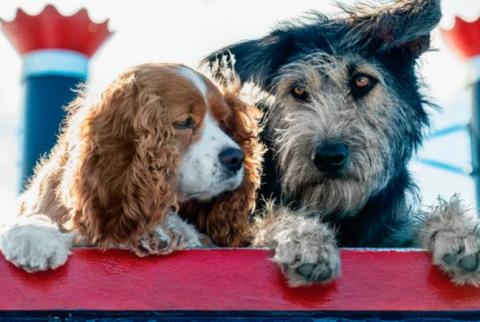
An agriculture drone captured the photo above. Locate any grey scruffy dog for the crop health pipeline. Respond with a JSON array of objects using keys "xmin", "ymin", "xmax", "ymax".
[{"xmin": 205, "ymin": 0, "xmax": 480, "ymax": 287}]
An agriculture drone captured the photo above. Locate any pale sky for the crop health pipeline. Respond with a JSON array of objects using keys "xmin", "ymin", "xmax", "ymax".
[{"xmin": 0, "ymin": 0, "xmax": 479, "ymax": 218}]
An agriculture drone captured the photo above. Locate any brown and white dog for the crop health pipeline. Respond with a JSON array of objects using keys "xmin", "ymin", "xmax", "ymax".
[{"xmin": 0, "ymin": 63, "xmax": 263, "ymax": 272}]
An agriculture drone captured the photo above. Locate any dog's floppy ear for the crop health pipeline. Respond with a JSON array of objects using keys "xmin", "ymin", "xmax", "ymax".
[
  {"xmin": 203, "ymin": 35, "xmax": 295, "ymax": 91},
  {"xmin": 341, "ymin": 0, "xmax": 441, "ymax": 58},
  {"xmin": 62, "ymin": 69, "xmax": 179, "ymax": 248},
  {"xmin": 180, "ymin": 74, "xmax": 264, "ymax": 247}
]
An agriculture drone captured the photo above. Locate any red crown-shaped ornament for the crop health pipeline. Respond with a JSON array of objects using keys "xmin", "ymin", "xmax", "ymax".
[
  {"xmin": 442, "ymin": 16, "xmax": 480, "ymax": 60},
  {"xmin": 0, "ymin": 5, "xmax": 112, "ymax": 57}
]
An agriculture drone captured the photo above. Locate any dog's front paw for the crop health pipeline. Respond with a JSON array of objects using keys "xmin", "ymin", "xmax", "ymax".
[
  {"xmin": 0, "ymin": 217, "xmax": 73, "ymax": 272},
  {"xmin": 165, "ymin": 213, "xmax": 203, "ymax": 249},
  {"xmin": 421, "ymin": 196, "xmax": 480, "ymax": 286},
  {"xmin": 133, "ymin": 214, "xmax": 203, "ymax": 257},
  {"xmin": 134, "ymin": 226, "xmax": 178, "ymax": 257},
  {"xmin": 432, "ymin": 229, "xmax": 480, "ymax": 286},
  {"xmin": 273, "ymin": 222, "xmax": 340, "ymax": 287}
]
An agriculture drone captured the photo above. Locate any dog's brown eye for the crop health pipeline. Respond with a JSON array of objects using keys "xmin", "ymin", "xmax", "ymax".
[
  {"xmin": 290, "ymin": 86, "xmax": 309, "ymax": 102},
  {"xmin": 174, "ymin": 117, "xmax": 195, "ymax": 130},
  {"xmin": 351, "ymin": 73, "xmax": 377, "ymax": 99},
  {"xmin": 350, "ymin": 73, "xmax": 378, "ymax": 98},
  {"xmin": 355, "ymin": 75, "xmax": 370, "ymax": 88}
]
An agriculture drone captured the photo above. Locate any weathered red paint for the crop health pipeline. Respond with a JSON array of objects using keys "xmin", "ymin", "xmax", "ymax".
[
  {"xmin": 0, "ymin": 5, "xmax": 111, "ymax": 57},
  {"xmin": 442, "ymin": 17, "xmax": 480, "ymax": 60},
  {"xmin": 0, "ymin": 249, "xmax": 479, "ymax": 311}
]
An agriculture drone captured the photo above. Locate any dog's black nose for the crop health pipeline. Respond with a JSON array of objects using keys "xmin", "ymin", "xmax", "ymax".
[
  {"xmin": 313, "ymin": 143, "xmax": 349, "ymax": 173},
  {"xmin": 219, "ymin": 148, "xmax": 244, "ymax": 173}
]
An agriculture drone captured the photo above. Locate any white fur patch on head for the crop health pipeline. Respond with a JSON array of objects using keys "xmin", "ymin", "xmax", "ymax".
[
  {"xmin": 177, "ymin": 66, "xmax": 207, "ymax": 99},
  {"xmin": 178, "ymin": 113, "xmax": 243, "ymax": 202}
]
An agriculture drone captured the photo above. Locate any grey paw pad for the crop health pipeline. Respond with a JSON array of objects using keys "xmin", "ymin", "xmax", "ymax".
[
  {"xmin": 442, "ymin": 253, "xmax": 456, "ymax": 265},
  {"xmin": 459, "ymin": 254, "xmax": 479, "ymax": 272},
  {"xmin": 296, "ymin": 263, "xmax": 315, "ymax": 279},
  {"xmin": 296, "ymin": 263, "xmax": 332, "ymax": 282}
]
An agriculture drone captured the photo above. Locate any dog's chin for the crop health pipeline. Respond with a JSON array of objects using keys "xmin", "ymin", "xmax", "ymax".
[
  {"xmin": 288, "ymin": 175, "xmax": 371, "ymax": 217},
  {"xmin": 183, "ymin": 175, "xmax": 243, "ymax": 202}
]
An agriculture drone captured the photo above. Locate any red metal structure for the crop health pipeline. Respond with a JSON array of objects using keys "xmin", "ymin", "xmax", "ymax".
[
  {"xmin": 1, "ymin": 5, "xmax": 111, "ymax": 57},
  {"xmin": 442, "ymin": 17, "xmax": 480, "ymax": 60},
  {"xmin": 1, "ymin": 6, "xmax": 112, "ymax": 188}
]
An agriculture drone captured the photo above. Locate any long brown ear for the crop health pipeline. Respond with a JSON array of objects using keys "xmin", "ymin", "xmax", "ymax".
[
  {"xmin": 61, "ymin": 69, "xmax": 179, "ymax": 248},
  {"xmin": 180, "ymin": 81, "xmax": 264, "ymax": 247}
]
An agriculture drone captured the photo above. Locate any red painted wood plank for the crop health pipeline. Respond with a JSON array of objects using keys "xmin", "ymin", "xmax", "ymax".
[{"xmin": 0, "ymin": 249, "xmax": 479, "ymax": 311}]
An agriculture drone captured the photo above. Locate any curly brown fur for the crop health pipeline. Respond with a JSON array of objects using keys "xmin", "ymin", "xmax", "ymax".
[
  {"xmin": 1, "ymin": 63, "xmax": 264, "ymax": 272},
  {"xmin": 64, "ymin": 70, "xmax": 179, "ymax": 248}
]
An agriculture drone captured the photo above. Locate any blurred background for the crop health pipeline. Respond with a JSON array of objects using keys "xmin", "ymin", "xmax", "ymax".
[{"xmin": 0, "ymin": 0, "xmax": 479, "ymax": 219}]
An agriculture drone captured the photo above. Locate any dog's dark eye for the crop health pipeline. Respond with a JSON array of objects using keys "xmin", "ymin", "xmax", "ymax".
[
  {"xmin": 290, "ymin": 86, "xmax": 309, "ymax": 102},
  {"xmin": 174, "ymin": 117, "xmax": 195, "ymax": 130},
  {"xmin": 350, "ymin": 73, "xmax": 377, "ymax": 99}
]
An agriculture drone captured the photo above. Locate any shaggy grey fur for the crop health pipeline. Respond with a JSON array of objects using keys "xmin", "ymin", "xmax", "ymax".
[{"xmin": 205, "ymin": 0, "xmax": 480, "ymax": 287}]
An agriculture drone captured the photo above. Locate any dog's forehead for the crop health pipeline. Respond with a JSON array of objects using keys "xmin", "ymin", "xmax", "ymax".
[
  {"xmin": 174, "ymin": 66, "xmax": 230, "ymax": 120},
  {"xmin": 176, "ymin": 66, "xmax": 224, "ymax": 99},
  {"xmin": 280, "ymin": 53, "xmax": 385, "ymax": 85},
  {"xmin": 176, "ymin": 66, "xmax": 208, "ymax": 98}
]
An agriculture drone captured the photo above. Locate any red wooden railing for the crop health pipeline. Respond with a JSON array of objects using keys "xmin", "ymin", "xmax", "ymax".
[{"xmin": 1, "ymin": 248, "xmax": 479, "ymax": 312}]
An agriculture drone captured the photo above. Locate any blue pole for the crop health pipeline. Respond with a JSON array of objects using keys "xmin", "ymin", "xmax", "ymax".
[
  {"xmin": 20, "ymin": 49, "xmax": 88, "ymax": 189},
  {"xmin": 470, "ymin": 81, "xmax": 480, "ymax": 207}
]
